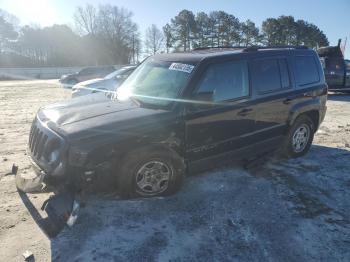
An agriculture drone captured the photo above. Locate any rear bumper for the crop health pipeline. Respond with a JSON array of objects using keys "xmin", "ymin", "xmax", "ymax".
[{"xmin": 319, "ymin": 106, "xmax": 327, "ymax": 126}]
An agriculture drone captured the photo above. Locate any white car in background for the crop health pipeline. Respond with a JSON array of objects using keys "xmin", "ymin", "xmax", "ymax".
[{"xmin": 71, "ymin": 65, "xmax": 136, "ymax": 98}]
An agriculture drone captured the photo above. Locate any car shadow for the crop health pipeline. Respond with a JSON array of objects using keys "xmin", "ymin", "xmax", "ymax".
[{"xmin": 20, "ymin": 144, "xmax": 350, "ymax": 261}]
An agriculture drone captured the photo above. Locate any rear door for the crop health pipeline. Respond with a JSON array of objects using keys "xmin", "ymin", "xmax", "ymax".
[
  {"xmin": 185, "ymin": 59, "xmax": 256, "ymax": 161},
  {"xmin": 249, "ymin": 56, "xmax": 294, "ymax": 141}
]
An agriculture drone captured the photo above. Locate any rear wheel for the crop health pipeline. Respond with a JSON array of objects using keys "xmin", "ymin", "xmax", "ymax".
[
  {"xmin": 280, "ymin": 115, "xmax": 314, "ymax": 158},
  {"xmin": 117, "ymin": 148, "xmax": 185, "ymax": 198}
]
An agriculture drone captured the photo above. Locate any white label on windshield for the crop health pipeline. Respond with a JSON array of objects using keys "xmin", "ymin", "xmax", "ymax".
[{"xmin": 169, "ymin": 63, "xmax": 194, "ymax": 74}]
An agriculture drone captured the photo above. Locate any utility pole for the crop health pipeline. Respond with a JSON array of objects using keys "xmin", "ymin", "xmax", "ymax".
[{"xmin": 132, "ymin": 34, "xmax": 135, "ymax": 64}]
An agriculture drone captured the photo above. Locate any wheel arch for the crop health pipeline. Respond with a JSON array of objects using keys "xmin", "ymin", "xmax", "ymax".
[
  {"xmin": 114, "ymin": 142, "xmax": 185, "ymax": 169},
  {"xmin": 288, "ymin": 101, "xmax": 321, "ymax": 132}
]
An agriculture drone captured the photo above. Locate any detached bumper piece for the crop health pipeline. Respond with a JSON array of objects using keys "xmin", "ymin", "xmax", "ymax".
[
  {"xmin": 15, "ymin": 170, "xmax": 80, "ymax": 238},
  {"xmin": 15, "ymin": 170, "xmax": 45, "ymax": 193},
  {"xmin": 40, "ymin": 190, "xmax": 78, "ymax": 237}
]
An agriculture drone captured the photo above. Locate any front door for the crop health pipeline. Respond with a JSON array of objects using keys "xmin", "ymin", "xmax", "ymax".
[{"xmin": 184, "ymin": 60, "xmax": 256, "ymax": 162}]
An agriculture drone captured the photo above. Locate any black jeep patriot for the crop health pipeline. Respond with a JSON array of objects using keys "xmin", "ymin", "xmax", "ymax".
[{"xmin": 23, "ymin": 46, "xmax": 327, "ymax": 198}]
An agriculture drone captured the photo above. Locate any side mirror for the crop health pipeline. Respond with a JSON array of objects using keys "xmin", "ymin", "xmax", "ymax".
[{"xmin": 193, "ymin": 91, "xmax": 214, "ymax": 102}]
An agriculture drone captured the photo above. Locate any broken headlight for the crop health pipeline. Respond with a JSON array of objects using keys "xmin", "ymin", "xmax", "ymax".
[
  {"xmin": 45, "ymin": 138, "xmax": 61, "ymax": 164},
  {"xmin": 48, "ymin": 149, "xmax": 60, "ymax": 163}
]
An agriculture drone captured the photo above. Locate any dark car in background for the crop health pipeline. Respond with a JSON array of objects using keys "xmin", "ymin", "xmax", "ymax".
[
  {"xmin": 71, "ymin": 65, "xmax": 136, "ymax": 98},
  {"xmin": 18, "ymin": 46, "xmax": 327, "ymax": 200},
  {"xmin": 318, "ymin": 43, "xmax": 350, "ymax": 92},
  {"xmin": 59, "ymin": 65, "xmax": 116, "ymax": 88}
]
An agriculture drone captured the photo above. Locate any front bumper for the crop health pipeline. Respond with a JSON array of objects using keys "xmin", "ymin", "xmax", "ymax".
[{"xmin": 15, "ymin": 164, "xmax": 80, "ymax": 238}]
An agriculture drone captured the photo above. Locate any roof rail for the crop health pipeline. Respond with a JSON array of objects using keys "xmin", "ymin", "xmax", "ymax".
[
  {"xmin": 192, "ymin": 45, "xmax": 309, "ymax": 52},
  {"xmin": 193, "ymin": 46, "xmax": 247, "ymax": 51},
  {"xmin": 243, "ymin": 45, "xmax": 308, "ymax": 52}
]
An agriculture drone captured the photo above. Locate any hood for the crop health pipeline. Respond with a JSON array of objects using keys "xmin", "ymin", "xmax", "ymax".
[
  {"xmin": 73, "ymin": 78, "xmax": 119, "ymax": 91},
  {"xmin": 61, "ymin": 72, "xmax": 78, "ymax": 80},
  {"xmin": 38, "ymin": 94, "xmax": 172, "ymax": 143},
  {"xmin": 39, "ymin": 93, "xmax": 133, "ymax": 126},
  {"xmin": 74, "ymin": 78, "xmax": 104, "ymax": 87}
]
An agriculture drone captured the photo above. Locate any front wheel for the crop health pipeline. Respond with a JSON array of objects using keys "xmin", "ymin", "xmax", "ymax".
[
  {"xmin": 117, "ymin": 148, "xmax": 185, "ymax": 198},
  {"xmin": 280, "ymin": 115, "xmax": 314, "ymax": 158}
]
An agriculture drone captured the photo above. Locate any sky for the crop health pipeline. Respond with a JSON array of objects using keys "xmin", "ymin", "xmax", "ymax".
[{"xmin": 0, "ymin": 0, "xmax": 349, "ymax": 58}]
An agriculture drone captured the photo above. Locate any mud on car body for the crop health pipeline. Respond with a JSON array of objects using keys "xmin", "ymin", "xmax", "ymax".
[{"xmin": 17, "ymin": 46, "xmax": 327, "ymax": 201}]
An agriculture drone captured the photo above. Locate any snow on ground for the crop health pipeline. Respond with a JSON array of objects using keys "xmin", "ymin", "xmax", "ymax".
[{"xmin": 0, "ymin": 80, "xmax": 349, "ymax": 261}]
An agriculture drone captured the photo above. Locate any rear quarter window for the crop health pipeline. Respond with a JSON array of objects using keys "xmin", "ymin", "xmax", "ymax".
[{"xmin": 295, "ymin": 55, "xmax": 320, "ymax": 86}]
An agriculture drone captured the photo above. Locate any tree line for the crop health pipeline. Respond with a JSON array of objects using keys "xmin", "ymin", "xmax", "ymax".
[
  {"xmin": 164, "ymin": 10, "xmax": 329, "ymax": 51},
  {"xmin": 0, "ymin": 6, "xmax": 329, "ymax": 68}
]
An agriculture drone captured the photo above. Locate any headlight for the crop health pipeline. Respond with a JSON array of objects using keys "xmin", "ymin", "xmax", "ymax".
[
  {"xmin": 48, "ymin": 149, "xmax": 60, "ymax": 163},
  {"xmin": 45, "ymin": 139, "xmax": 61, "ymax": 163}
]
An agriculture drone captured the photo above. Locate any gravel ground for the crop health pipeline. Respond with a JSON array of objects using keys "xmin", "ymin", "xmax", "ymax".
[{"xmin": 0, "ymin": 80, "xmax": 349, "ymax": 262}]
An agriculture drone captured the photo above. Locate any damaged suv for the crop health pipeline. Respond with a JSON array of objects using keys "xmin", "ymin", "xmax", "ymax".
[{"xmin": 18, "ymin": 46, "xmax": 327, "ymax": 199}]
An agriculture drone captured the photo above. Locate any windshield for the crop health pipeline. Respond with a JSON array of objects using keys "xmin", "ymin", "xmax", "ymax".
[
  {"xmin": 105, "ymin": 67, "xmax": 133, "ymax": 79},
  {"xmin": 116, "ymin": 58, "xmax": 194, "ymax": 107}
]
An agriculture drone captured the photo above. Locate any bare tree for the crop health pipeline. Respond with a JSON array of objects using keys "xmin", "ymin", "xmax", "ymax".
[
  {"xmin": 163, "ymin": 23, "xmax": 172, "ymax": 53},
  {"xmin": 0, "ymin": 13, "xmax": 18, "ymax": 53},
  {"xmin": 74, "ymin": 4, "xmax": 98, "ymax": 35},
  {"xmin": 144, "ymin": 24, "xmax": 164, "ymax": 55},
  {"xmin": 73, "ymin": 4, "xmax": 141, "ymax": 64},
  {"xmin": 97, "ymin": 5, "xmax": 139, "ymax": 63}
]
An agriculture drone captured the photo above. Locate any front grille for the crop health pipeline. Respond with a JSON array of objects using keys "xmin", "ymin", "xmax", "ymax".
[
  {"xmin": 28, "ymin": 117, "xmax": 64, "ymax": 170},
  {"xmin": 29, "ymin": 124, "xmax": 49, "ymax": 159}
]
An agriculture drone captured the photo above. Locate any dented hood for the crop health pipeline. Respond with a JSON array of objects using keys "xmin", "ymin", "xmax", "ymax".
[
  {"xmin": 38, "ymin": 93, "xmax": 138, "ymax": 126},
  {"xmin": 37, "ymin": 93, "xmax": 173, "ymax": 143}
]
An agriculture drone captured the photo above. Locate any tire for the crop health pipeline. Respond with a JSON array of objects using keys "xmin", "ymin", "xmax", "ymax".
[
  {"xmin": 280, "ymin": 115, "xmax": 314, "ymax": 159},
  {"xmin": 117, "ymin": 147, "xmax": 185, "ymax": 198}
]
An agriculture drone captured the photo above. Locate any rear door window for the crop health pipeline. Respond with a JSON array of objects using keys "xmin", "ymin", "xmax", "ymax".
[
  {"xmin": 251, "ymin": 58, "xmax": 290, "ymax": 94},
  {"xmin": 295, "ymin": 56, "xmax": 320, "ymax": 86}
]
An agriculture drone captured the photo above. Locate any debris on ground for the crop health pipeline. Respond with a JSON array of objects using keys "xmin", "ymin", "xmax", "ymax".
[
  {"xmin": 22, "ymin": 250, "xmax": 33, "ymax": 261},
  {"xmin": 11, "ymin": 164, "xmax": 18, "ymax": 175},
  {"xmin": 40, "ymin": 189, "xmax": 78, "ymax": 238}
]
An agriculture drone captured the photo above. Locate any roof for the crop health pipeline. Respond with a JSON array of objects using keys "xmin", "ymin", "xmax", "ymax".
[{"xmin": 154, "ymin": 46, "xmax": 309, "ymax": 64}]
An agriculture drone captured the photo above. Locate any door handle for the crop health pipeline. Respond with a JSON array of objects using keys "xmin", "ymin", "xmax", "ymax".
[{"xmin": 237, "ymin": 108, "xmax": 252, "ymax": 116}]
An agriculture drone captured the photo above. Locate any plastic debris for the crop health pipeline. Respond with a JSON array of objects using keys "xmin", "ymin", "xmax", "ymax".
[
  {"xmin": 22, "ymin": 250, "xmax": 34, "ymax": 260},
  {"xmin": 12, "ymin": 164, "xmax": 18, "ymax": 175}
]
